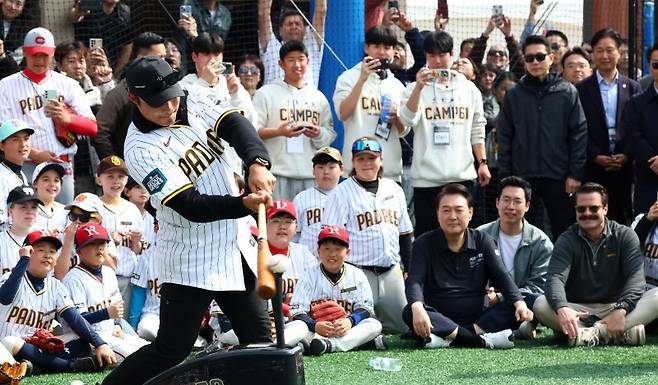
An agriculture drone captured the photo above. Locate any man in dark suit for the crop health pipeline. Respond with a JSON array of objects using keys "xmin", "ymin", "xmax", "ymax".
[
  {"xmin": 627, "ymin": 43, "xmax": 658, "ymax": 214},
  {"xmin": 577, "ymin": 28, "xmax": 642, "ymax": 224}
]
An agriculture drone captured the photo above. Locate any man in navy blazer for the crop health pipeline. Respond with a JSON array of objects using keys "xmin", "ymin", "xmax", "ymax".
[
  {"xmin": 627, "ymin": 43, "xmax": 658, "ymax": 214},
  {"xmin": 576, "ymin": 28, "xmax": 642, "ymax": 224}
]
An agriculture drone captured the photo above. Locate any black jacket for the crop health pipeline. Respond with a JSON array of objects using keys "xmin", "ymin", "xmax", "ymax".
[
  {"xmin": 627, "ymin": 86, "xmax": 658, "ymax": 186},
  {"xmin": 0, "ymin": 7, "xmax": 35, "ymax": 57},
  {"xmin": 498, "ymin": 73, "xmax": 587, "ymax": 181},
  {"xmin": 545, "ymin": 220, "xmax": 645, "ymax": 312}
]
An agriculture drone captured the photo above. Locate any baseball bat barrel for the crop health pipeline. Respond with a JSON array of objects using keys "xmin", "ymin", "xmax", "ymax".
[{"xmin": 257, "ymin": 203, "xmax": 276, "ymax": 299}]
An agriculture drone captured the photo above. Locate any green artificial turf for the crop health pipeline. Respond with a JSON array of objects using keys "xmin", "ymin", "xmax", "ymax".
[{"xmin": 21, "ymin": 330, "xmax": 658, "ymax": 385}]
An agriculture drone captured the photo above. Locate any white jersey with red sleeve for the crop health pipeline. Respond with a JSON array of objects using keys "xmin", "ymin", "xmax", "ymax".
[
  {"xmin": 0, "ymin": 71, "xmax": 94, "ymax": 156},
  {"xmin": 0, "ymin": 272, "xmax": 75, "ymax": 338}
]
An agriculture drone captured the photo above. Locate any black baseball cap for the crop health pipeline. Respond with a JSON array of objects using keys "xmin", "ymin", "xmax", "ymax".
[
  {"xmin": 126, "ymin": 56, "xmax": 185, "ymax": 107},
  {"xmin": 7, "ymin": 186, "xmax": 44, "ymax": 206}
]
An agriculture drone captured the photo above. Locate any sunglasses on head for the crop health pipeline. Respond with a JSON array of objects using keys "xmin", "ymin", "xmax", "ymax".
[
  {"xmin": 524, "ymin": 53, "xmax": 548, "ymax": 63},
  {"xmin": 575, "ymin": 205, "xmax": 602, "ymax": 214},
  {"xmin": 352, "ymin": 138, "xmax": 382, "ymax": 153},
  {"xmin": 238, "ymin": 65, "xmax": 260, "ymax": 75},
  {"xmin": 68, "ymin": 211, "xmax": 94, "ymax": 223}
]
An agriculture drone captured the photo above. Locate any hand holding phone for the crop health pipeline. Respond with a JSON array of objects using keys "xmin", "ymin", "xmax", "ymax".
[
  {"xmin": 493, "ymin": 5, "xmax": 504, "ymax": 27},
  {"xmin": 388, "ymin": 0, "xmax": 400, "ymax": 22},
  {"xmin": 180, "ymin": 5, "xmax": 192, "ymax": 18}
]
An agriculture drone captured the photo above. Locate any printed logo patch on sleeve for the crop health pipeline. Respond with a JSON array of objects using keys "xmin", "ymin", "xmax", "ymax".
[{"xmin": 143, "ymin": 169, "xmax": 167, "ymax": 195}]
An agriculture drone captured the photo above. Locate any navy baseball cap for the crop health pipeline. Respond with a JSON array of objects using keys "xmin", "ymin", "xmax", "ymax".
[
  {"xmin": 126, "ymin": 56, "xmax": 185, "ymax": 107},
  {"xmin": 7, "ymin": 186, "xmax": 43, "ymax": 206}
]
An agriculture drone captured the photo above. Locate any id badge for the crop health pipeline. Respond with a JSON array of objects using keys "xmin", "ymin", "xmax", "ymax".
[
  {"xmin": 433, "ymin": 123, "xmax": 450, "ymax": 145},
  {"xmin": 375, "ymin": 121, "xmax": 391, "ymax": 141}
]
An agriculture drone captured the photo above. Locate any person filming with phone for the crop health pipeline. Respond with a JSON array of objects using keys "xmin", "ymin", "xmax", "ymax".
[{"xmin": 398, "ymin": 31, "xmax": 488, "ymax": 237}]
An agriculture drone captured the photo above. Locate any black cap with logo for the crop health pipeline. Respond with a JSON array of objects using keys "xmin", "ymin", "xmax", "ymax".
[
  {"xmin": 126, "ymin": 56, "xmax": 185, "ymax": 107},
  {"xmin": 7, "ymin": 186, "xmax": 44, "ymax": 206}
]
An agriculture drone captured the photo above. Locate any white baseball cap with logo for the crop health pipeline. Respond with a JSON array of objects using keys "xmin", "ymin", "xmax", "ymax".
[{"xmin": 23, "ymin": 27, "xmax": 56, "ymax": 56}]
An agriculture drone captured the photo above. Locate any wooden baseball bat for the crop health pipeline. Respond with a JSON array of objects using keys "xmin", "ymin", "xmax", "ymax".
[{"xmin": 256, "ymin": 203, "xmax": 276, "ymax": 299}]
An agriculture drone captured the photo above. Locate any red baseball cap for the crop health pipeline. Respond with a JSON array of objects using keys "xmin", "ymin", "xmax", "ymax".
[
  {"xmin": 25, "ymin": 230, "xmax": 62, "ymax": 250},
  {"xmin": 266, "ymin": 200, "xmax": 297, "ymax": 220},
  {"xmin": 318, "ymin": 225, "xmax": 349, "ymax": 246},
  {"xmin": 23, "ymin": 28, "xmax": 56, "ymax": 56},
  {"xmin": 75, "ymin": 223, "xmax": 111, "ymax": 250}
]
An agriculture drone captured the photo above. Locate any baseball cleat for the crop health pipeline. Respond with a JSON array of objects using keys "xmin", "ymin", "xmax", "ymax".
[{"xmin": 69, "ymin": 356, "xmax": 99, "ymax": 372}]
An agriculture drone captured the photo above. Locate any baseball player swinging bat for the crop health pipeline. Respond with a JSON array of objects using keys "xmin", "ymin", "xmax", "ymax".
[{"xmin": 257, "ymin": 203, "xmax": 276, "ymax": 299}]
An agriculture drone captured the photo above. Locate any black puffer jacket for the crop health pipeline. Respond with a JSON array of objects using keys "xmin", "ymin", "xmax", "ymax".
[{"xmin": 497, "ymin": 73, "xmax": 587, "ymax": 181}]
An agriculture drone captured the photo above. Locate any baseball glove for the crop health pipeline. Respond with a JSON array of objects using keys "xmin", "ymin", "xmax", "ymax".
[
  {"xmin": 23, "ymin": 329, "xmax": 65, "ymax": 354},
  {"xmin": 53, "ymin": 104, "xmax": 77, "ymax": 148},
  {"xmin": 0, "ymin": 361, "xmax": 28, "ymax": 385},
  {"xmin": 309, "ymin": 300, "xmax": 347, "ymax": 322}
]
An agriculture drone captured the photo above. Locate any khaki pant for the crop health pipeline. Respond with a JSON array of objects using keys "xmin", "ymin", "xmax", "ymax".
[
  {"xmin": 363, "ymin": 265, "xmax": 408, "ymax": 334},
  {"xmin": 534, "ymin": 288, "xmax": 658, "ymax": 333}
]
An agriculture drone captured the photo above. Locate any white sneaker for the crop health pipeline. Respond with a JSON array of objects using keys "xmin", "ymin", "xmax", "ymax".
[
  {"xmin": 481, "ymin": 329, "xmax": 514, "ymax": 349},
  {"xmin": 424, "ymin": 333, "xmax": 451, "ymax": 349},
  {"xmin": 568, "ymin": 326, "xmax": 602, "ymax": 347},
  {"xmin": 516, "ymin": 321, "xmax": 537, "ymax": 340},
  {"xmin": 617, "ymin": 324, "xmax": 646, "ymax": 346}
]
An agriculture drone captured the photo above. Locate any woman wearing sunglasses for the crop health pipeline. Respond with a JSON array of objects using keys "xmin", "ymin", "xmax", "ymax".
[
  {"xmin": 54, "ymin": 192, "xmax": 118, "ymax": 280},
  {"xmin": 236, "ymin": 54, "xmax": 264, "ymax": 99},
  {"xmin": 323, "ymin": 137, "xmax": 413, "ymax": 334}
]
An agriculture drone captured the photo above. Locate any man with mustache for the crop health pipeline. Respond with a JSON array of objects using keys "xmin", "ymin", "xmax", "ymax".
[{"xmin": 534, "ymin": 183, "xmax": 658, "ymax": 347}]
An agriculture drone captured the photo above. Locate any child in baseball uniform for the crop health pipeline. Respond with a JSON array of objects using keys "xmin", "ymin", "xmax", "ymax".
[
  {"xmin": 293, "ymin": 147, "xmax": 343, "ymax": 258},
  {"xmin": 213, "ymin": 199, "xmax": 316, "ymax": 347},
  {"xmin": 289, "ymin": 225, "xmax": 383, "ymax": 356},
  {"xmin": 323, "ymin": 137, "xmax": 413, "ymax": 334},
  {"xmin": 54, "ymin": 192, "xmax": 119, "ymax": 280},
  {"xmin": 32, "ymin": 162, "xmax": 67, "ymax": 233},
  {"xmin": 0, "ymin": 230, "xmax": 115, "ymax": 373},
  {"xmin": 124, "ymin": 178, "xmax": 160, "ymax": 341},
  {"xmin": 0, "ymin": 186, "xmax": 41, "ymax": 274},
  {"xmin": 0, "ymin": 119, "xmax": 34, "ymax": 229},
  {"xmin": 62, "ymin": 223, "xmax": 149, "ymax": 360},
  {"xmin": 96, "ymin": 156, "xmax": 144, "ymax": 319},
  {"xmin": 253, "ymin": 40, "xmax": 336, "ymax": 200}
]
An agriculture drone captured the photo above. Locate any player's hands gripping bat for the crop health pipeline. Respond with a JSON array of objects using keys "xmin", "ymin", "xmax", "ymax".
[{"xmin": 257, "ymin": 203, "xmax": 276, "ymax": 299}]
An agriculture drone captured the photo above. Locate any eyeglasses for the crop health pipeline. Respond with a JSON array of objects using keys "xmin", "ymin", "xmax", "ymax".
[
  {"xmin": 524, "ymin": 53, "xmax": 548, "ymax": 63},
  {"xmin": 575, "ymin": 205, "xmax": 602, "ymax": 214},
  {"xmin": 652, "ymin": 62, "xmax": 658, "ymax": 70},
  {"xmin": 499, "ymin": 197, "xmax": 525, "ymax": 207},
  {"xmin": 488, "ymin": 50, "xmax": 507, "ymax": 57},
  {"xmin": 269, "ymin": 218, "xmax": 296, "ymax": 227},
  {"xmin": 238, "ymin": 65, "xmax": 260, "ymax": 75},
  {"xmin": 352, "ymin": 138, "xmax": 382, "ymax": 153},
  {"xmin": 550, "ymin": 42, "xmax": 562, "ymax": 51},
  {"xmin": 68, "ymin": 211, "xmax": 94, "ymax": 223}
]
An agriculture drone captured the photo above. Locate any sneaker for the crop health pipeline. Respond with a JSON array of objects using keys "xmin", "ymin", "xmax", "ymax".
[
  {"xmin": 309, "ymin": 338, "xmax": 331, "ymax": 356},
  {"xmin": 619, "ymin": 324, "xmax": 646, "ymax": 346},
  {"xmin": 515, "ymin": 321, "xmax": 537, "ymax": 340},
  {"xmin": 568, "ymin": 326, "xmax": 601, "ymax": 347},
  {"xmin": 70, "ymin": 357, "xmax": 99, "ymax": 372},
  {"xmin": 361, "ymin": 334, "xmax": 389, "ymax": 351},
  {"xmin": 481, "ymin": 329, "xmax": 514, "ymax": 349},
  {"xmin": 193, "ymin": 335, "xmax": 209, "ymax": 350},
  {"xmin": 424, "ymin": 334, "xmax": 450, "ymax": 349},
  {"xmin": 296, "ymin": 339, "xmax": 310, "ymax": 354}
]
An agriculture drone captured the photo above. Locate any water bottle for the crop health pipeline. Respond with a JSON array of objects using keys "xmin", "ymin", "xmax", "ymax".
[
  {"xmin": 368, "ymin": 357, "xmax": 402, "ymax": 372},
  {"xmin": 379, "ymin": 94, "xmax": 392, "ymax": 123}
]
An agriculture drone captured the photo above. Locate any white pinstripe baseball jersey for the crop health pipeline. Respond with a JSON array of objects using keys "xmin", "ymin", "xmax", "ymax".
[
  {"xmin": 123, "ymin": 93, "xmax": 257, "ymax": 291},
  {"xmin": 0, "ymin": 164, "xmax": 28, "ymax": 229},
  {"xmin": 0, "ymin": 272, "xmax": 74, "ymax": 338},
  {"xmin": 130, "ymin": 211, "xmax": 160, "ymax": 316},
  {"xmin": 35, "ymin": 202, "xmax": 67, "ymax": 234},
  {"xmin": 267, "ymin": 242, "xmax": 317, "ymax": 313},
  {"xmin": 0, "ymin": 71, "xmax": 93, "ymax": 156},
  {"xmin": 62, "ymin": 265, "xmax": 122, "ymax": 335},
  {"xmin": 99, "ymin": 200, "xmax": 144, "ymax": 278},
  {"xmin": 289, "ymin": 263, "xmax": 374, "ymax": 318},
  {"xmin": 293, "ymin": 186, "xmax": 330, "ymax": 258},
  {"xmin": 252, "ymin": 80, "xmax": 335, "ymax": 179},
  {"xmin": 0, "ymin": 230, "xmax": 24, "ymax": 274},
  {"xmin": 322, "ymin": 177, "xmax": 412, "ymax": 267}
]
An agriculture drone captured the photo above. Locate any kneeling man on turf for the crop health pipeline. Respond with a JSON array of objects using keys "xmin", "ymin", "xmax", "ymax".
[
  {"xmin": 404, "ymin": 183, "xmax": 533, "ymax": 349},
  {"xmin": 534, "ymin": 183, "xmax": 658, "ymax": 346},
  {"xmin": 289, "ymin": 225, "xmax": 384, "ymax": 355}
]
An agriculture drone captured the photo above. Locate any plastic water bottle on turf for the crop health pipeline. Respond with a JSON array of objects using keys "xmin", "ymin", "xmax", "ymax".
[{"xmin": 368, "ymin": 357, "xmax": 402, "ymax": 372}]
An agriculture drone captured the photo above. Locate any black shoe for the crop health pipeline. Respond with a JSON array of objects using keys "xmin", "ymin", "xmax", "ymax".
[
  {"xmin": 70, "ymin": 357, "xmax": 99, "ymax": 372},
  {"xmin": 296, "ymin": 339, "xmax": 310, "ymax": 354},
  {"xmin": 309, "ymin": 338, "xmax": 331, "ymax": 356},
  {"xmin": 360, "ymin": 334, "xmax": 389, "ymax": 350}
]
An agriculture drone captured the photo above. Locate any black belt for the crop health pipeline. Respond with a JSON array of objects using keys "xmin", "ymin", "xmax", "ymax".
[{"xmin": 355, "ymin": 264, "xmax": 395, "ymax": 274}]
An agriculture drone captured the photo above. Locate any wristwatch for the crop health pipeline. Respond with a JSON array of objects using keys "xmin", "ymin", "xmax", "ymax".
[
  {"xmin": 251, "ymin": 157, "xmax": 271, "ymax": 170},
  {"xmin": 478, "ymin": 158, "xmax": 488, "ymax": 166},
  {"xmin": 613, "ymin": 302, "xmax": 628, "ymax": 312}
]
